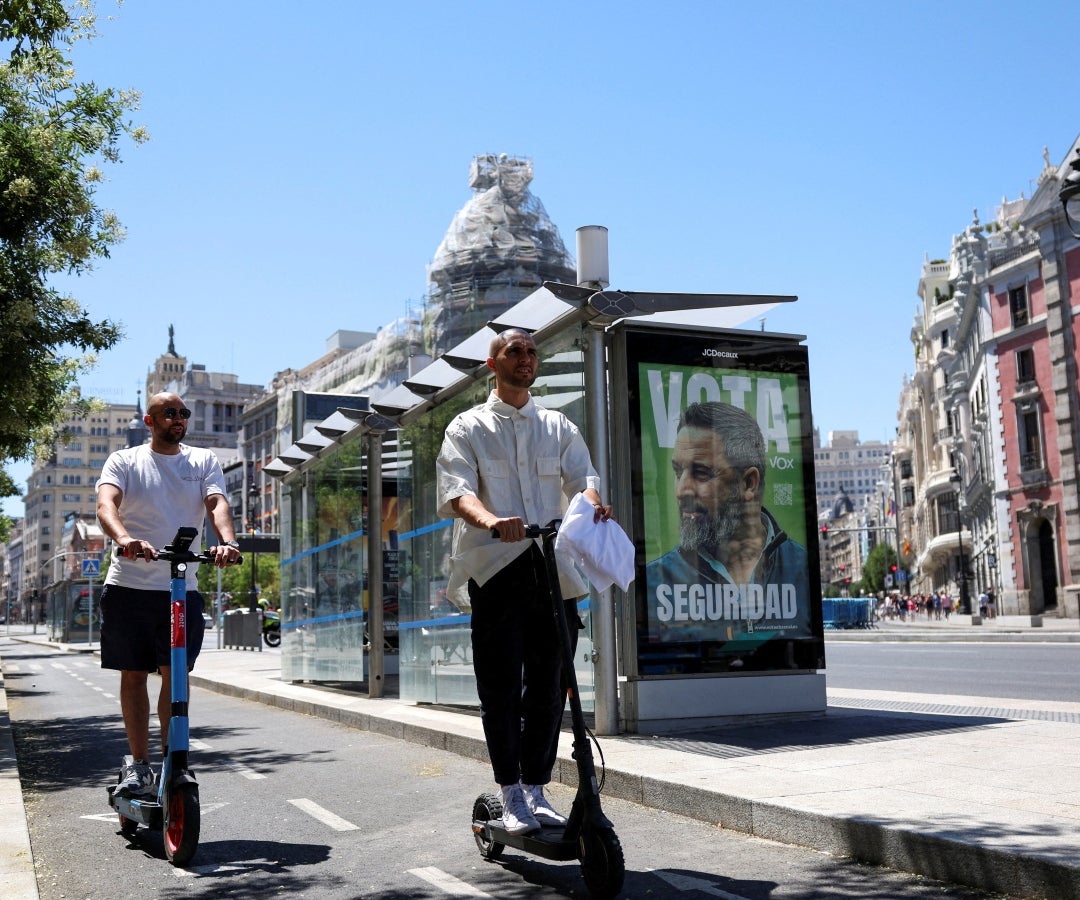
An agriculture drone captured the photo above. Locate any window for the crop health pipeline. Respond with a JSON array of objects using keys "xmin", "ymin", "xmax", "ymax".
[
  {"xmin": 937, "ymin": 491, "xmax": 960, "ymax": 534},
  {"xmin": 1009, "ymin": 285, "xmax": 1029, "ymax": 328},
  {"xmin": 941, "ymin": 329, "xmax": 949, "ymax": 349},
  {"xmin": 1018, "ymin": 408, "xmax": 1042, "ymax": 471},
  {"xmin": 1016, "ymin": 348, "xmax": 1036, "ymax": 385}
]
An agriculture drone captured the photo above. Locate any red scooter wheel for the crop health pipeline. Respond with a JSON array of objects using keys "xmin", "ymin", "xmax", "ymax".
[{"xmin": 163, "ymin": 783, "xmax": 201, "ymax": 865}]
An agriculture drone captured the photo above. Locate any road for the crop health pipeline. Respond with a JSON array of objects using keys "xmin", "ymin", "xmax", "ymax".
[
  {"xmin": 0, "ymin": 636, "xmax": 1005, "ymax": 899},
  {"xmin": 824, "ymin": 641, "xmax": 1080, "ymax": 702}
]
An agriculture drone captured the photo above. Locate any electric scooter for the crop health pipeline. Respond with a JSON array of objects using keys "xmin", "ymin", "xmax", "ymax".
[
  {"xmin": 471, "ymin": 522, "xmax": 625, "ymax": 899},
  {"xmin": 106, "ymin": 527, "xmax": 241, "ymax": 866}
]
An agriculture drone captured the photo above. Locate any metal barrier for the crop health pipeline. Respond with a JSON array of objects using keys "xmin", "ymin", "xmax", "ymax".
[
  {"xmin": 822, "ymin": 598, "xmax": 875, "ymax": 629},
  {"xmin": 223, "ymin": 609, "xmax": 262, "ymax": 650}
]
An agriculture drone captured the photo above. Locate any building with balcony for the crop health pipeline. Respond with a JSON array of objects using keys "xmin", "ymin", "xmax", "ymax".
[{"xmin": 896, "ymin": 138, "xmax": 1080, "ymax": 620}]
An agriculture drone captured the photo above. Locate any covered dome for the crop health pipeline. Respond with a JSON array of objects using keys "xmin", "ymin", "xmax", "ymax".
[
  {"xmin": 426, "ymin": 154, "xmax": 576, "ymax": 355},
  {"xmin": 831, "ymin": 485, "xmax": 855, "ymax": 519}
]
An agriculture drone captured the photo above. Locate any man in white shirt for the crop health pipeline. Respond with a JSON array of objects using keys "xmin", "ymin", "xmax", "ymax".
[
  {"xmin": 437, "ymin": 329, "xmax": 612, "ymax": 835},
  {"xmin": 97, "ymin": 391, "xmax": 241, "ymax": 797}
]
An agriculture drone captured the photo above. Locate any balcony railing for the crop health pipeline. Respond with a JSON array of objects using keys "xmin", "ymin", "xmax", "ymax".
[{"xmin": 1020, "ymin": 450, "xmax": 1043, "ymax": 472}]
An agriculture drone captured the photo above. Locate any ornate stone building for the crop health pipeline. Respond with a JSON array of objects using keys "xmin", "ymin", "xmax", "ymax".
[{"xmin": 896, "ymin": 138, "xmax": 1080, "ymax": 619}]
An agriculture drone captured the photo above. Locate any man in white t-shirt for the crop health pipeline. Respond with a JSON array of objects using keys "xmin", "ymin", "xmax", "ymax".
[{"xmin": 97, "ymin": 391, "xmax": 241, "ymax": 797}]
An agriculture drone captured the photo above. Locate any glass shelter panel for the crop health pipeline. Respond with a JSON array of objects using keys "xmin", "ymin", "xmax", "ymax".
[{"xmin": 280, "ymin": 325, "xmax": 597, "ymax": 710}]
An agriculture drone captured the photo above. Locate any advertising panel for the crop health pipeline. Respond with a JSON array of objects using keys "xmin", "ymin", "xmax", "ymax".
[{"xmin": 616, "ymin": 324, "xmax": 824, "ymax": 676}]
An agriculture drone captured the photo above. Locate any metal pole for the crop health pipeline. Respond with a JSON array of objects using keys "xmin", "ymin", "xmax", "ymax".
[
  {"xmin": 577, "ymin": 225, "xmax": 618, "ymax": 736},
  {"xmin": 366, "ymin": 427, "xmax": 385, "ymax": 699}
]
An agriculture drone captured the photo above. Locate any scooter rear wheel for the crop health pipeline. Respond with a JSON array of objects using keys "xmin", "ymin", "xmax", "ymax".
[
  {"xmin": 263, "ymin": 629, "xmax": 281, "ymax": 647},
  {"xmin": 163, "ymin": 783, "xmax": 201, "ymax": 866},
  {"xmin": 471, "ymin": 793, "xmax": 506, "ymax": 860},
  {"xmin": 579, "ymin": 825, "xmax": 625, "ymax": 899}
]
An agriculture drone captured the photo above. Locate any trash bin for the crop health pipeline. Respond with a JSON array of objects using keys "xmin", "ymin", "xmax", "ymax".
[{"xmin": 223, "ymin": 609, "xmax": 262, "ymax": 650}]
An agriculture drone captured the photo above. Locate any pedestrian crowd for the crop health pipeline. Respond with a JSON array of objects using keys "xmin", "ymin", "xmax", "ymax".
[{"xmin": 877, "ymin": 589, "xmax": 996, "ymax": 621}]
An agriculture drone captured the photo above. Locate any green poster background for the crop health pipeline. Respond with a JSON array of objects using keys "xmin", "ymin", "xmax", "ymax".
[{"xmin": 638, "ymin": 363, "xmax": 809, "ymax": 564}]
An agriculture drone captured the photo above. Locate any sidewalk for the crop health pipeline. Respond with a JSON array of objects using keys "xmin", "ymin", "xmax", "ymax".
[{"xmin": 3, "ymin": 622, "xmax": 1080, "ymax": 899}]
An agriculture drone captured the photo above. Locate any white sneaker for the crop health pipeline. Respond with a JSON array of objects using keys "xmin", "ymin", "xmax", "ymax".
[
  {"xmin": 116, "ymin": 759, "xmax": 155, "ymax": 798},
  {"xmin": 522, "ymin": 782, "xmax": 568, "ymax": 826},
  {"xmin": 500, "ymin": 784, "xmax": 540, "ymax": 835}
]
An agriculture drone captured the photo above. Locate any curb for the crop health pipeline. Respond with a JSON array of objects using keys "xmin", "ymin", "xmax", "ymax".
[{"xmin": 0, "ymin": 672, "xmax": 39, "ymax": 900}]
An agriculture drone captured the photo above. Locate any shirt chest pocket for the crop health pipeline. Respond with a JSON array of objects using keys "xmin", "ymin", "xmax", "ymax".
[
  {"xmin": 479, "ymin": 459, "xmax": 509, "ymax": 480},
  {"xmin": 535, "ymin": 456, "xmax": 562, "ymax": 508}
]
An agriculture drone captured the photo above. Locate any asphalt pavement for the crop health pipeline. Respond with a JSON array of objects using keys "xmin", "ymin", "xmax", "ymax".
[{"xmin": 2, "ymin": 615, "xmax": 1079, "ymax": 899}]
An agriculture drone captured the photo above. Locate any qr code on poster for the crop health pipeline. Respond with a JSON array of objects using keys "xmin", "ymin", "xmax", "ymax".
[{"xmin": 772, "ymin": 483, "xmax": 793, "ymax": 506}]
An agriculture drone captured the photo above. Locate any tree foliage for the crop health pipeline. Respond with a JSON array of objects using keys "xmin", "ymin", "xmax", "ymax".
[
  {"xmin": 197, "ymin": 553, "xmax": 281, "ymax": 605},
  {"xmin": 861, "ymin": 540, "xmax": 898, "ymax": 595},
  {"xmin": 0, "ymin": 0, "xmax": 145, "ymax": 537}
]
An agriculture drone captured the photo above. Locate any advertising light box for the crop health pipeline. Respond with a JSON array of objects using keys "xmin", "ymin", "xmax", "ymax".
[{"xmin": 612, "ymin": 323, "xmax": 824, "ymax": 677}]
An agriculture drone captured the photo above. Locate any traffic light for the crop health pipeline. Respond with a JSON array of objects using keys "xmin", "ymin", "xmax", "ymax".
[
  {"xmin": 820, "ymin": 524, "xmax": 829, "ymax": 541},
  {"xmin": 890, "ymin": 563, "xmax": 898, "ymax": 573}
]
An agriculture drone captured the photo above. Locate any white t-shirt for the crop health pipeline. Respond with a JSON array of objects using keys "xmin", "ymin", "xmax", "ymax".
[{"xmin": 98, "ymin": 444, "xmax": 227, "ymax": 591}]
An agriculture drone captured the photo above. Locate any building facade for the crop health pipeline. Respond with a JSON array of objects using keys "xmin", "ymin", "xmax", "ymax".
[
  {"xmin": 19, "ymin": 400, "xmax": 145, "ymax": 622},
  {"xmin": 896, "ymin": 138, "xmax": 1080, "ymax": 619}
]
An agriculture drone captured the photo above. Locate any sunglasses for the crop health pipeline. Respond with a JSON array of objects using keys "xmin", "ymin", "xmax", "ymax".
[{"xmin": 161, "ymin": 407, "xmax": 191, "ymax": 420}]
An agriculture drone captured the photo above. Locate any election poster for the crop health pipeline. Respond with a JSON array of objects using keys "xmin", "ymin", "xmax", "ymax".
[{"xmin": 613, "ymin": 324, "xmax": 824, "ymax": 676}]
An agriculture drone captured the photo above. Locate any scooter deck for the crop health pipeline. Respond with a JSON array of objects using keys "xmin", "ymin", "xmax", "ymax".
[
  {"xmin": 474, "ymin": 821, "xmax": 578, "ymax": 861},
  {"xmin": 108, "ymin": 787, "xmax": 164, "ymax": 829}
]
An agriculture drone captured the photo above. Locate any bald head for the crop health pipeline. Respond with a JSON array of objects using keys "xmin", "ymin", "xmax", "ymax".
[{"xmin": 488, "ymin": 328, "xmax": 534, "ymax": 359}]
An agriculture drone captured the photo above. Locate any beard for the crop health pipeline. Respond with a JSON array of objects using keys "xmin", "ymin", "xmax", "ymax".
[
  {"xmin": 157, "ymin": 425, "xmax": 185, "ymax": 445},
  {"xmin": 679, "ymin": 486, "xmax": 745, "ymax": 551}
]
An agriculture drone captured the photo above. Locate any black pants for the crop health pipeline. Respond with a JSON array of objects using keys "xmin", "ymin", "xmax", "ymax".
[{"xmin": 469, "ymin": 543, "xmax": 581, "ymax": 787}]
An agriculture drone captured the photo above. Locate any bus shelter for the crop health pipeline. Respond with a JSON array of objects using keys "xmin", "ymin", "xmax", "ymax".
[{"xmin": 267, "ymin": 230, "xmax": 824, "ymax": 732}]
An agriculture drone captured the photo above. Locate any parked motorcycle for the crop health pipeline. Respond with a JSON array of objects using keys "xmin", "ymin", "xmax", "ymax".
[{"xmin": 262, "ymin": 608, "xmax": 281, "ymax": 647}]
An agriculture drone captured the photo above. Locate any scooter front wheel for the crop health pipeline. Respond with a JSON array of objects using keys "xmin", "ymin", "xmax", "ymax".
[
  {"xmin": 579, "ymin": 825, "xmax": 625, "ymax": 899},
  {"xmin": 163, "ymin": 783, "xmax": 201, "ymax": 865},
  {"xmin": 471, "ymin": 793, "xmax": 506, "ymax": 860}
]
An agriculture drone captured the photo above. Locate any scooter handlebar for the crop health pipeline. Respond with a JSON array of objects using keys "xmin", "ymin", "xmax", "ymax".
[
  {"xmin": 489, "ymin": 521, "xmax": 559, "ymax": 540},
  {"xmin": 115, "ymin": 546, "xmax": 244, "ymax": 565}
]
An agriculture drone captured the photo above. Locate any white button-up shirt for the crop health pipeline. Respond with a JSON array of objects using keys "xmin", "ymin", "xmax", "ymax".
[{"xmin": 437, "ymin": 391, "xmax": 601, "ymax": 598}]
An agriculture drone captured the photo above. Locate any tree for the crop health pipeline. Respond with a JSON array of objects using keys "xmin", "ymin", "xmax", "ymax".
[
  {"xmin": 0, "ymin": 1, "xmax": 145, "ymax": 539},
  {"xmin": 862, "ymin": 541, "xmax": 898, "ymax": 595}
]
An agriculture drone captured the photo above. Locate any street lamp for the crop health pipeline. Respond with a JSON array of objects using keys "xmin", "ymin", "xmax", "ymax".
[
  {"xmin": 949, "ymin": 472, "xmax": 970, "ymax": 614},
  {"xmin": 247, "ymin": 478, "xmax": 260, "ymax": 611},
  {"xmin": 1060, "ymin": 147, "xmax": 1080, "ymax": 240}
]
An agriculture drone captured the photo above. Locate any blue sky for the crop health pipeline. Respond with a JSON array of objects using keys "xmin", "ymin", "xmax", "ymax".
[{"xmin": 5, "ymin": 0, "xmax": 1079, "ymax": 516}]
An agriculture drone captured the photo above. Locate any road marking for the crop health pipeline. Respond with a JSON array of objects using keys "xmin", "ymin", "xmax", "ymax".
[
  {"xmin": 287, "ymin": 798, "xmax": 359, "ymax": 831},
  {"xmin": 651, "ymin": 868, "xmax": 752, "ymax": 899},
  {"xmin": 408, "ymin": 867, "xmax": 493, "ymax": 897},
  {"xmin": 175, "ymin": 862, "xmax": 254, "ymax": 877},
  {"xmin": 4, "ymin": 664, "xmax": 19, "ymax": 672},
  {"xmin": 226, "ymin": 759, "xmax": 267, "ymax": 780},
  {"xmin": 190, "ymin": 738, "xmax": 212, "ymax": 750}
]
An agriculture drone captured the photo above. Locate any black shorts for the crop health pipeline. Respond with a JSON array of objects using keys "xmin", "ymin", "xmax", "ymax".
[{"xmin": 100, "ymin": 584, "xmax": 206, "ymax": 673}]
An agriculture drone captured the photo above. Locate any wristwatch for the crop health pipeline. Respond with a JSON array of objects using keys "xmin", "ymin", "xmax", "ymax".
[{"xmin": 224, "ymin": 540, "xmax": 240, "ymax": 549}]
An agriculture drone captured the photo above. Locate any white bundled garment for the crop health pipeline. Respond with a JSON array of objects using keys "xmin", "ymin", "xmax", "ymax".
[{"xmin": 554, "ymin": 492, "xmax": 636, "ymax": 593}]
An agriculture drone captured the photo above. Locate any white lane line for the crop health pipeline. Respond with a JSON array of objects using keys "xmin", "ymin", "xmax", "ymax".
[
  {"xmin": 4, "ymin": 664, "xmax": 19, "ymax": 672},
  {"xmin": 651, "ymin": 868, "xmax": 753, "ymax": 899},
  {"xmin": 190, "ymin": 739, "xmax": 212, "ymax": 751},
  {"xmin": 226, "ymin": 759, "xmax": 266, "ymax": 780},
  {"xmin": 408, "ymin": 867, "xmax": 493, "ymax": 897},
  {"xmin": 287, "ymin": 798, "xmax": 359, "ymax": 831}
]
